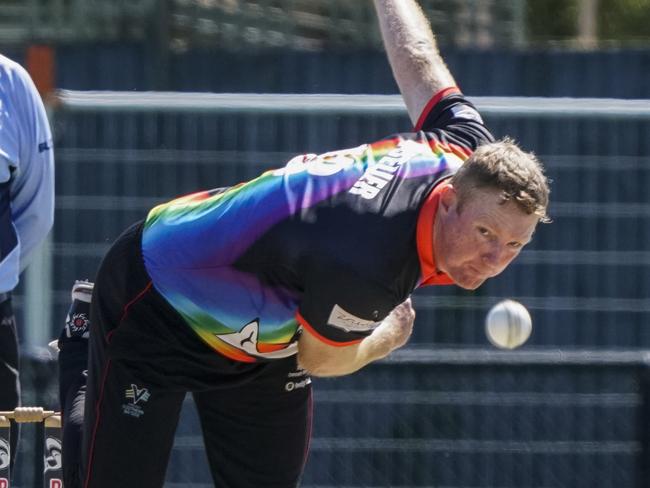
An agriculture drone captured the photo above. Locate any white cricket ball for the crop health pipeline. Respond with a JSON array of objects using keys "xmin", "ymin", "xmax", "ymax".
[{"xmin": 485, "ymin": 299, "xmax": 532, "ymax": 349}]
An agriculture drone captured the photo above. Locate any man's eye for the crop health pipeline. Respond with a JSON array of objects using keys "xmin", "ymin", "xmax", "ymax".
[
  {"xmin": 478, "ymin": 227, "xmax": 490, "ymax": 236},
  {"xmin": 509, "ymin": 242, "xmax": 523, "ymax": 249}
]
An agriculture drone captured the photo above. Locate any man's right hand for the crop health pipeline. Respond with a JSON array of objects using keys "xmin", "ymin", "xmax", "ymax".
[
  {"xmin": 298, "ymin": 298, "xmax": 416, "ymax": 377},
  {"xmin": 374, "ymin": 298, "xmax": 415, "ymax": 352}
]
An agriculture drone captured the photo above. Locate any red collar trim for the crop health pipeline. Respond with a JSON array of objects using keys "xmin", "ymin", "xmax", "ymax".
[{"xmin": 416, "ymin": 182, "xmax": 455, "ymax": 287}]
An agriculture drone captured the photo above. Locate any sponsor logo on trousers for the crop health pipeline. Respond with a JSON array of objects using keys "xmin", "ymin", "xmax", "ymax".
[
  {"xmin": 285, "ymin": 378, "xmax": 311, "ymax": 392},
  {"xmin": 122, "ymin": 384, "xmax": 151, "ymax": 418},
  {"xmin": 0, "ymin": 478, "xmax": 7, "ymax": 488},
  {"xmin": 50, "ymin": 480, "xmax": 62, "ymax": 488}
]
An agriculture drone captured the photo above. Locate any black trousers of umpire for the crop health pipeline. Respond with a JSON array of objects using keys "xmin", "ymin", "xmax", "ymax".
[{"xmin": 61, "ymin": 222, "xmax": 313, "ymax": 488}]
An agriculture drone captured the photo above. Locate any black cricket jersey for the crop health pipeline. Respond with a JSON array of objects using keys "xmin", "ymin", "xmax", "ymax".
[{"xmin": 141, "ymin": 88, "xmax": 494, "ymax": 362}]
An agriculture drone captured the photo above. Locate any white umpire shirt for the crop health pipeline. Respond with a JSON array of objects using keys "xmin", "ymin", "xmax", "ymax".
[{"xmin": 0, "ymin": 54, "xmax": 54, "ymax": 294}]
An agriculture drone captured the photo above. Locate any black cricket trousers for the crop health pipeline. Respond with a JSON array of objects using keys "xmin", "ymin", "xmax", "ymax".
[{"xmin": 62, "ymin": 222, "xmax": 313, "ymax": 488}]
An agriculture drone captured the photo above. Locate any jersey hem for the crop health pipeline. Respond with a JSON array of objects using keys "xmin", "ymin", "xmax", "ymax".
[{"xmin": 296, "ymin": 311, "xmax": 364, "ymax": 347}]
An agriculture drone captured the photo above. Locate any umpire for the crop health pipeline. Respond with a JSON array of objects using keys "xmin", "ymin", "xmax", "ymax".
[{"xmin": 0, "ymin": 53, "xmax": 55, "ymax": 476}]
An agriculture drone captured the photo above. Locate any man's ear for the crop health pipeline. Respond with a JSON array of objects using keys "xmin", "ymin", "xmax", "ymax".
[{"xmin": 439, "ymin": 184, "xmax": 458, "ymax": 214}]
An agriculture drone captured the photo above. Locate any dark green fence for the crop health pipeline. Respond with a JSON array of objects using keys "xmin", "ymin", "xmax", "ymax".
[{"xmin": 165, "ymin": 349, "xmax": 650, "ymax": 487}]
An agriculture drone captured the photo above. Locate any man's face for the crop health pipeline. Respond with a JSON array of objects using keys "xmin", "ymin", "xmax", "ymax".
[{"xmin": 434, "ymin": 185, "xmax": 539, "ymax": 290}]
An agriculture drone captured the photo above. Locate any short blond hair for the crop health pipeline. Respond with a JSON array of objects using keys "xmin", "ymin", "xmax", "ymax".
[{"xmin": 450, "ymin": 138, "xmax": 550, "ymax": 222}]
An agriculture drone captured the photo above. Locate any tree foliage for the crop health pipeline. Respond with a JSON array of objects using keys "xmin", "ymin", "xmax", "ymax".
[
  {"xmin": 599, "ymin": 0, "xmax": 650, "ymax": 41},
  {"xmin": 526, "ymin": 0, "xmax": 650, "ymax": 44}
]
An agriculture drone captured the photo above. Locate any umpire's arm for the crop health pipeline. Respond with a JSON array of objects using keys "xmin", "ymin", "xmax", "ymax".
[{"xmin": 373, "ymin": 0, "xmax": 457, "ymax": 126}]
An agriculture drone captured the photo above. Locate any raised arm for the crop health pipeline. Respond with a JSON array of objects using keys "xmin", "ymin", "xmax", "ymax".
[
  {"xmin": 297, "ymin": 299, "xmax": 415, "ymax": 377},
  {"xmin": 373, "ymin": 0, "xmax": 457, "ymax": 125}
]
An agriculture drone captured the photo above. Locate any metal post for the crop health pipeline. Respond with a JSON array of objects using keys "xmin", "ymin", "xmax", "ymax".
[
  {"xmin": 24, "ymin": 236, "xmax": 53, "ymax": 347},
  {"xmin": 511, "ymin": 0, "xmax": 527, "ymax": 48},
  {"xmin": 577, "ymin": 0, "xmax": 598, "ymax": 48}
]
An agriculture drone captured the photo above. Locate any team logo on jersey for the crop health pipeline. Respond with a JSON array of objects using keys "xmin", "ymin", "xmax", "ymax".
[
  {"xmin": 43, "ymin": 437, "xmax": 62, "ymax": 472},
  {"xmin": 122, "ymin": 384, "xmax": 151, "ymax": 418},
  {"xmin": 214, "ymin": 319, "xmax": 298, "ymax": 359},
  {"xmin": 327, "ymin": 304, "xmax": 381, "ymax": 332},
  {"xmin": 0, "ymin": 438, "xmax": 9, "ymax": 470},
  {"xmin": 38, "ymin": 140, "xmax": 51, "ymax": 152}
]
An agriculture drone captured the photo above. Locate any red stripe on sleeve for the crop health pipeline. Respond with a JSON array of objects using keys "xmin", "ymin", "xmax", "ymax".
[{"xmin": 414, "ymin": 86, "xmax": 462, "ymax": 131}]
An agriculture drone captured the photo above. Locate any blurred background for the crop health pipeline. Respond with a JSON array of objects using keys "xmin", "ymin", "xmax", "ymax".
[{"xmin": 3, "ymin": 0, "xmax": 650, "ymax": 486}]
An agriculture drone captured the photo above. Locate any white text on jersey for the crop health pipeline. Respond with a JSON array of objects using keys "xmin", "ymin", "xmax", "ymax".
[{"xmin": 349, "ymin": 140, "xmax": 422, "ymax": 200}]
